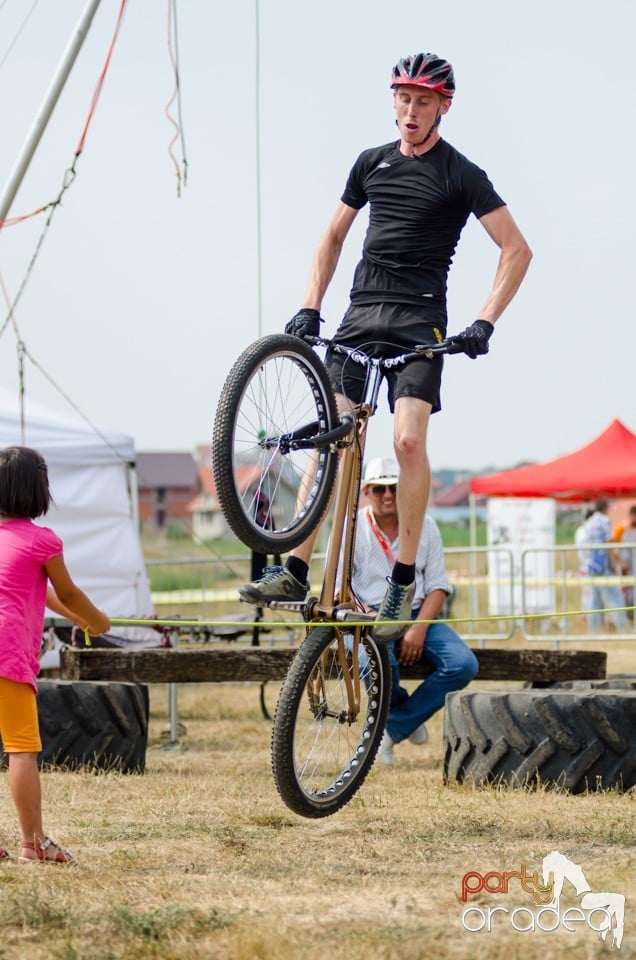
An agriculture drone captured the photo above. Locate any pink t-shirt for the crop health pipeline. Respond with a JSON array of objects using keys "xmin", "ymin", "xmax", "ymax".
[{"xmin": 0, "ymin": 518, "xmax": 63, "ymax": 690}]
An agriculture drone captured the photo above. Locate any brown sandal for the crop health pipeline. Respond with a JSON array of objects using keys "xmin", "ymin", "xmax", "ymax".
[
  {"xmin": 0, "ymin": 847, "xmax": 11, "ymax": 862},
  {"xmin": 18, "ymin": 837, "xmax": 74, "ymax": 865}
]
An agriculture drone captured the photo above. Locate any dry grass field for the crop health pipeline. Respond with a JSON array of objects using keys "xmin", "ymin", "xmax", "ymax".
[{"xmin": 0, "ymin": 641, "xmax": 634, "ymax": 960}]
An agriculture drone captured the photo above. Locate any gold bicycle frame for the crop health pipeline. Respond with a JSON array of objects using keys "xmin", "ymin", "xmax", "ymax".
[
  {"xmin": 298, "ymin": 362, "xmax": 386, "ymax": 721},
  {"xmin": 316, "ymin": 406, "xmax": 371, "ymax": 616},
  {"xmin": 308, "ymin": 403, "xmax": 373, "ymax": 718}
]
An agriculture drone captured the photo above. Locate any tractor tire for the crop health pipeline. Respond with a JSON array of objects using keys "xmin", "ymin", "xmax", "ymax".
[
  {"xmin": 551, "ymin": 678, "xmax": 636, "ymax": 692},
  {"xmin": 0, "ymin": 680, "xmax": 149, "ymax": 774},
  {"xmin": 443, "ymin": 688, "xmax": 636, "ymax": 793}
]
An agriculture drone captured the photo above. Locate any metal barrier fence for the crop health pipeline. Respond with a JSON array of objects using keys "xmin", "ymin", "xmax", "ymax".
[
  {"xmin": 520, "ymin": 543, "xmax": 635, "ymax": 645},
  {"xmin": 145, "ymin": 546, "xmax": 514, "ymax": 646},
  {"xmin": 145, "ymin": 541, "xmax": 635, "ymax": 649}
]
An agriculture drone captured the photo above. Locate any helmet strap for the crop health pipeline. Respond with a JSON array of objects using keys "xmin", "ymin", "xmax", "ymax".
[{"xmin": 410, "ymin": 109, "xmax": 442, "ymax": 157}]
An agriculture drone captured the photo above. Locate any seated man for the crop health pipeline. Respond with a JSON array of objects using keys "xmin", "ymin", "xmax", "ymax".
[{"xmin": 352, "ymin": 457, "xmax": 478, "ymax": 765}]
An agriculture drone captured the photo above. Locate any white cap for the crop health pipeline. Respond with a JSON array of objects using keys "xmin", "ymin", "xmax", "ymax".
[{"xmin": 363, "ymin": 457, "xmax": 399, "ymax": 486}]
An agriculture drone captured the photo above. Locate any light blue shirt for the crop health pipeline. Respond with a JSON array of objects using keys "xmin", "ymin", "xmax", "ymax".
[{"xmin": 579, "ymin": 511, "xmax": 612, "ymax": 575}]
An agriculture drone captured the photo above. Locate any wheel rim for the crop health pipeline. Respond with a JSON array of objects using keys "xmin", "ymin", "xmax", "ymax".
[
  {"xmin": 291, "ymin": 634, "xmax": 385, "ymax": 804},
  {"xmin": 231, "ymin": 350, "xmax": 334, "ymax": 544}
]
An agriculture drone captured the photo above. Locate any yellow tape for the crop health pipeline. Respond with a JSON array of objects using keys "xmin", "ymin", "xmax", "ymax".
[{"xmin": 109, "ymin": 605, "xmax": 635, "ymax": 631}]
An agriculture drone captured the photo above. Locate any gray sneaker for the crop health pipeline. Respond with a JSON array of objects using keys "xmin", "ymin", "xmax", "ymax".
[
  {"xmin": 239, "ymin": 565, "xmax": 309, "ymax": 605},
  {"xmin": 408, "ymin": 722, "xmax": 429, "ymax": 745},
  {"xmin": 373, "ymin": 578, "xmax": 415, "ymax": 643}
]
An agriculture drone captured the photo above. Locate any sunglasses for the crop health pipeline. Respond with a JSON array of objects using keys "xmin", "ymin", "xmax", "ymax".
[{"xmin": 368, "ymin": 483, "xmax": 397, "ymax": 496}]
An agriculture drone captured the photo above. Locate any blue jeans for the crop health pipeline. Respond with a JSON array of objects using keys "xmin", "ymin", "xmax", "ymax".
[
  {"xmin": 355, "ymin": 620, "xmax": 478, "ymax": 744},
  {"xmin": 583, "ymin": 582, "xmax": 628, "ymax": 631},
  {"xmin": 385, "ymin": 622, "xmax": 478, "ymax": 743}
]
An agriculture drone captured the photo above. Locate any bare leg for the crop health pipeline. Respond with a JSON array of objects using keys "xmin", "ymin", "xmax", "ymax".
[
  {"xmin": 8, "ymin": 753, "xmax": 45, "ymax": 844},
  {"xmin": 392, "ymin": 396, "xmax": 432, "ymax": 565},
  {"xmin": 9, "ymin": 753, "xmax": 73, "ymax": 863}
]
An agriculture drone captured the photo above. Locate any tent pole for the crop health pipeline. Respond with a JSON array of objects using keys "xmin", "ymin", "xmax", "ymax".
[
  {"xmin": 469, "ymin": 493, "xmax": 481, "ymax": 646},
  {"xmin": 128, "ymin": 462, "xmax": 145, "ymax": 615},
  {"xmin": 0, "ymin": 0, "xmax": 103, "ymax": 227}
]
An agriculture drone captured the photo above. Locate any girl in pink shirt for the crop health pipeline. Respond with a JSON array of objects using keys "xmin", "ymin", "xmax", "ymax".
[{"xmin": 0, "ymin": 446, "xmax": 110, "ymax": 864}]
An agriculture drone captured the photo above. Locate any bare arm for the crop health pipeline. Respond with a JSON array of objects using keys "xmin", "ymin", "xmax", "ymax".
[
  {"xmin": 301, "ymin": 202, "xmax": 359, "ymax": 311},
  {"xmin": 45, "ymin": 553, "xmax": 111, "ymax": 636},
  {"xmin": 45, "ymin": 585, "xmax": 87, "ymax": 628},
  {"xmin": 398, "ymin": 588, "xmax": 448, "ymax": 666},
  {"xmin": 477, "ymin": 206, "xmax": 532, "ymax": 324}
]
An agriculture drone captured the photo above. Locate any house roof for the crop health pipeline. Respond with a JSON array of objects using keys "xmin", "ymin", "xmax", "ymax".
[
  {"xmin": 433, "ymin": 478, "xmax": 474, "ymax": 507},
  {"xmin": 192, "ymin": 462, "xmax": 274, "ymax": 503},
  {"xmin": 137, "ymin": 452, "xmax": 197, "ymax": 489}
]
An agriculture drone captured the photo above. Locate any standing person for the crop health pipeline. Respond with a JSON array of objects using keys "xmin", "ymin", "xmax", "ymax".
[
  {"xmin": 578, "ymin": 500, "xmax": 627, "ymax": 632},
  {"xmin": 351, "ymin": 457, "xmax": 478, "ymax": 765},
  {"xmin": 240, "ymin": 51, "xmax": 532, "ymax": 640},
  {"xmin": 0, "ymin": 446, "xmax": 111, "ymax": 864},
  {"xmin": 575, "ymin": 508, "xmax": 595, "ymax": 567}
]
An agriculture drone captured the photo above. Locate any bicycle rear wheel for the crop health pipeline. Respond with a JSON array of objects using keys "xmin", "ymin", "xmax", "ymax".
[
  {"xmin": 213, "ymin": 335, "xmax": 339, "ymax": 553},
  {"xmin": 271, "ymin": 626, "xmax": 391, "ymax": 818}
]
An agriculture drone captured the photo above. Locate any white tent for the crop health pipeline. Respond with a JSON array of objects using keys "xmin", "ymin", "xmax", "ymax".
[{"xmin": 0, "ymin": 388, "xmax": 152, "ymax": 619}]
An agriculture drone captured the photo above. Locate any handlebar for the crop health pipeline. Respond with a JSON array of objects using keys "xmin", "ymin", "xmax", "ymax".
[{"xmin": 304, "ymin": 334, "xmax": 466, "ymax": 366}]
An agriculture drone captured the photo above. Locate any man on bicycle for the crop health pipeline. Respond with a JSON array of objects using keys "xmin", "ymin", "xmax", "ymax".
[{"xmin": 240, "ymin": 51, "xmax": 532, "ymax": 641}]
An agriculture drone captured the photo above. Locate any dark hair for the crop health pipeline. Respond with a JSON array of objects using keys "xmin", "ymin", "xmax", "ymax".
[{"xmin": 0, "ymin": 446, "xmax": 51, "ymax": 519}]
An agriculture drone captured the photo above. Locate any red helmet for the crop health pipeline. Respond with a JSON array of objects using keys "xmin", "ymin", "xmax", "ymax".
[{"xmin": 390, "ymin": 53, "xmax": 455, "ymax": 98}]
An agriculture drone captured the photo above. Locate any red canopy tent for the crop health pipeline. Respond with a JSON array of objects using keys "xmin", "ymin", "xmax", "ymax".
[{"xmin": 470, "ymin": 419, "xmax": 636, "ymax": 502}]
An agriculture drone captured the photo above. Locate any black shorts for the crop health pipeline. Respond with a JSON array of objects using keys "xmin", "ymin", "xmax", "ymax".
[{"xmin": 324, "ymin": 302, "xmax": 445, "ymax": 413}]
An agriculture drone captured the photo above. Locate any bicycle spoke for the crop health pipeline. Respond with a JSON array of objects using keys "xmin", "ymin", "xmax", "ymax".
[
  {"xmin": 213, "ymin": 336, "xmax": 339, "ymax": 553},
  {"xmin": 271, "ymin": 627, "xmax": 390, "ymax": 818}
]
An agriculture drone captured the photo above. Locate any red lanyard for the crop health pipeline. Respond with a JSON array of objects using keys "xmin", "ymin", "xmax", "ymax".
[{"xmin": 366, "ymin": 507, "xmax": 396, "ymax": 566}]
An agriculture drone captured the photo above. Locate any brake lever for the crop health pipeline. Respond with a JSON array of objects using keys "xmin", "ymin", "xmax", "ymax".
[{"xmin": 417, "ymin": 339, "xmax": 464, "ymax": 358}]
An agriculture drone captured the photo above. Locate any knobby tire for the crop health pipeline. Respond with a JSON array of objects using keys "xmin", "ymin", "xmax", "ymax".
[
  {"xmin": 271, "ymin": 626, "xmax": 391, "ymax": 818},
  {"xmin": 443, "ymin": 688, "xmax": 636, "ymax": 792},
  {"xmin": 212, "ymin": 335, "xmax": 340, "ymax": 553}
]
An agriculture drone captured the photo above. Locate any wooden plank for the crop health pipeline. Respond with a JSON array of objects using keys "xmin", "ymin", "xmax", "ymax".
[
  {"xmin": 59, "ymin": 646, "xmax": 607, "ymax": 684},
  {"xmin": 462, "ymin": 648, "xmax": 607, "ymax": 682}
]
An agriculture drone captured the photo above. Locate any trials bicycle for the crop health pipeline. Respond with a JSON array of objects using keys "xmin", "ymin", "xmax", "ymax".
[{"xmin": 212, "ymin": 332, "xmax": 459, "ymax": 817}]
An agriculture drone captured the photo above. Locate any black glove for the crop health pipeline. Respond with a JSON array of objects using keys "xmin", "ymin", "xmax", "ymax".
[
  {"xmin": 285, "ymin": 308, "xmax": 323, "ymax": 340},
  {"xmin": 454, "ymin": 319, "xmax": 494, "ymax": 359}
]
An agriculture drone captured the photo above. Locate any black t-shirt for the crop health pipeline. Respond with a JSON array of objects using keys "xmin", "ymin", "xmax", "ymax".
[{"xmin": 341, "ymin": 138, "xmax": 505, "ymax": 310}]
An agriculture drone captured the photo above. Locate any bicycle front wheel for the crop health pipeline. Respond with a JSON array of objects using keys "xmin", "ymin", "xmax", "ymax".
[
  {"xmin": 212, "ymin": 335, "xmax": 339, "ymax": 553},
  {"xmin": 271, "ymin": 626, "xmax": 391, "ymax": 818}
]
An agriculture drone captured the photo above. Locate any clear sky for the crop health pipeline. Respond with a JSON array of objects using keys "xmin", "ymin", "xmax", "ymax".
[{"xmin": 0, "ymin": 0, "xmax": 633, "ymax": 472}]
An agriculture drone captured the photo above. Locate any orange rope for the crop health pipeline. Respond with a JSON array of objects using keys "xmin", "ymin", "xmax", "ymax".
[
  {"xmin": 0, "ymin": 0, "xmax": 129, "ymax": 229},
  {"xmin": 164, "ymin": 0, "xmax": 188, "ymax": 196},
  {"xmin": 0, "ymin": 204, "xmax": 51, "ymax": 229},
  {"xmin": 75, "ymin": 0, "xmax": 128, "ymax": 155},
  {"xmin": 164, "ymin": 0, "xmax": 181, "ymax": 184}
]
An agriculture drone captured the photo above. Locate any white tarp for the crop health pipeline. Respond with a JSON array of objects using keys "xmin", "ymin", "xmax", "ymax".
[
  {"xmin": 487, "ymin": 496, "xmax": 555, "ymax": 615},
  {"xmin": 0, "ymin": 387, "xmax": 152, "ymax": 618}
]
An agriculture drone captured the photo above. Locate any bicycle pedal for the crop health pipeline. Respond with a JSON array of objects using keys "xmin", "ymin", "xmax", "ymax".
[
  {"xmin": 265, "ymin": 600, "xmax": 307, "ymax": 613},
  {"xmin": 336, "ymin": 609, "xmax": 376, "ymax": 624}
]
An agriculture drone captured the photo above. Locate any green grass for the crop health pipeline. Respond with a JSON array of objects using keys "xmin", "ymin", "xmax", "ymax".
[{"xmin": 1, "ymin": 667, "xmax": 634, "ymax": 960}]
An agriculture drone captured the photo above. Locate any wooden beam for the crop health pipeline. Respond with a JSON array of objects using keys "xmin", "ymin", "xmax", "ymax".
[{"xmin": 59, "ymin": 646, "xmax": 607, "ymax": 685}]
